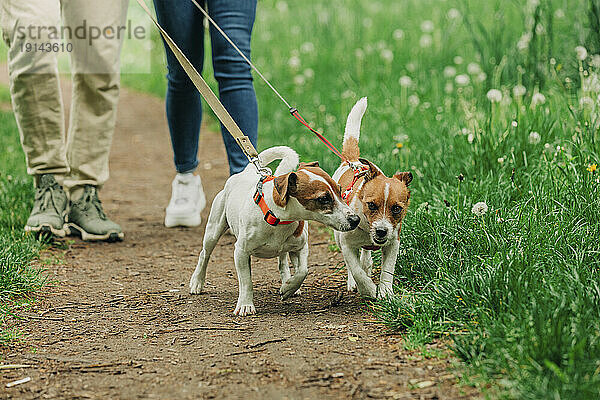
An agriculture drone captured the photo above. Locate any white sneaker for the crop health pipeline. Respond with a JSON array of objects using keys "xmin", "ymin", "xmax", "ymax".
[{"xmin": 165, "ymin": 173, "xmax": 207, "ymax": 228}]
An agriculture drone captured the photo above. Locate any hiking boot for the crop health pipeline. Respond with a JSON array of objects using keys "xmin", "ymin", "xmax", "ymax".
[
  {"xmin": 165, "ymin": 173, "xmax": 206, "ymax": 228},
  {"xmin": 25, "ymin": 174, "xmax": 68, "ymax": 238},
  {"xmin": 67, "ymin": 185, "xmax": 124, "ymax": 242}
]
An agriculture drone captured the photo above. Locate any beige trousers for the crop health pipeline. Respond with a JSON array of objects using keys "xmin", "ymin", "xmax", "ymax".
[{"xmin": 0, "ymin": 0, "xmax": 128, "ymax": 197}]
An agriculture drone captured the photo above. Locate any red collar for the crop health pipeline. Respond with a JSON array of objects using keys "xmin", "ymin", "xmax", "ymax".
[
  {"xmin": 341, "ymin": 161, "xmax": 370, "ymax": 204},
  {"xmin": 254, "ymin": 176, "xmax": 296, "ymax": 226}
]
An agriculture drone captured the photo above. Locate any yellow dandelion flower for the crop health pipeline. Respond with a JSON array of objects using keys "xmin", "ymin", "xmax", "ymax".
[
  {"xmin": 396, "ymin": 143, "xmax": 404, "ymax": 149},
  {"xmin": 587, "ymin": 164, "xmax": 597, "ymax": 173}
]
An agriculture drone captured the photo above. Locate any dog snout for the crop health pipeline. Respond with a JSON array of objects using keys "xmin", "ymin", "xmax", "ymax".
[
  {"xmin": 347, "ymin": 214, "xmax": 360, "ymax": 230},
  {"xmin": 375, "ymin": 227, "xmax": 388, "ymax": 238}
]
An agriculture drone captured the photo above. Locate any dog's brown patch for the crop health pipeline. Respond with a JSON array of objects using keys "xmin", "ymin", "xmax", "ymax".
[
  {"xmin": 293, "ymin": 221, "xmax": 305, "ymax": 237},
  {"xmin": 342, "ymin": 137, "xmax": 360, "ymax": 161}
]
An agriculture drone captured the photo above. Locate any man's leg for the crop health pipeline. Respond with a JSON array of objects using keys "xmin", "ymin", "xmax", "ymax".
[
  {"xmin": 1, "ymin": 0, "xmax": 69, "ymax": 237},
  {"xmin": 208, "ymin": 0, "xmax": 258, "ymax": 176},
  {"xmin": 61, "ymin": 0, "xmax": 128, "ymax": 241}
]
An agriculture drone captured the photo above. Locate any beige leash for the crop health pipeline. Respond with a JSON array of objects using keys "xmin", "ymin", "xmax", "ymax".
[{"xmin": 135, "ymin": 0, "xmax": 268, "ymax": 174}]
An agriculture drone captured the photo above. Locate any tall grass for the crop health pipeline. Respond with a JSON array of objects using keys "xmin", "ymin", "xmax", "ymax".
[{"xmin": 0, "ymin": 91, "xmax": 47, "ymax": 345}]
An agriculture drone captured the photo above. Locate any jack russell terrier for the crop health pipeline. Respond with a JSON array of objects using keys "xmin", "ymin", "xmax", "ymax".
[
  {"xmin": 190, "ymin": 146, "xmax": 360, "ymax": 316},
  {"xmin": 333, "ymin": 98, "xmax": 412, "ymax": 299}
]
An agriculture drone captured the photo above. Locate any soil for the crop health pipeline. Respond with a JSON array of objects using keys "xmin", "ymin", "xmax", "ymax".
[{"xmin": 0, "ymin": 68, "xmax": 479, "ymax": 399}]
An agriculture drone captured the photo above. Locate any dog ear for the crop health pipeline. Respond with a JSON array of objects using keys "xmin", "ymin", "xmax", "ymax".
[
  {"xmin": 358, "ymin": 158, "xmax": 381, "ymax": 182},
  {"xmin": 273, "ymin": 172, "xmax": 298, "ymax": 207},
  {"xmin": 394, "ymin": 171, "xmax": 413, "ymax": 186},
  {"xmin": 299, "ymin": 161, "xmax": 320, "ymax": 169}
]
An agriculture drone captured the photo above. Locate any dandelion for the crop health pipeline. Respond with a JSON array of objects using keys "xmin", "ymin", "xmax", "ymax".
[
  {"xmin": 393, "ymin": 29, "xmax": 404, "ymax": 40},
  {"xmin": 355, "ymin": 48, "xmax": 365, "ymax": 60},
  {"xmin": 531, "ymin": 92, "xmax": 546, "ymax": 108},
  {"xmin": 421, "ymin": 20, "xmax": 434, "ymax": 33},
  {"xmin": 392, "ymin": 148, "xmax": 399, "ymax": 155},
  {"xmin": 300, "ymin": 42, "xmax": 315, "ymax": 53},
  {"xmin": 399, "ymin": 76, "xmax": 413, "ymax": 87},
  {"xmin": 471, "ymin": 202, "xmax": 488, "ymax": 217},
  {"xmin": 475, "ymin": 72, "xmax": 487, "ymax": 83},
  {"xmin": 408, "ymin": 94, "xmax": 420, "ymax": 107},
  {"xmin": 517, "ymin": 33, "xmax": 531, "ymax": 51},
  {"xmin": 554, "ymin": 9, "xmax": 565, "ymax": 18},
  {"xmin": 487, "ymin": 89, "xmax": 502, "ymax": 103},
  {"xmin": 406, "ymin": 62, "xmax": 416, "ymax": 72},
  {"xmin": 591, "ymin": 55, "xmax": 600, "ymax": 68},
  {"xmin": 453, "ymin": 56, "xmax": 463, "ymax": 65},
  {"xmin": 497, "ymin": 157, "xmax": 505, "ymax": 164},
  {"xmin": 576, "ymin": 46, "xmax": 588, "ymax": 61},
  {"xmin": 467, "ymin": 133, "xmax": 474, "ymax": 143},
  {"xmin": 467, "ymin": 62, "xmax": 482, "ymax": 75},
  {"xmin": 288, "ymin": 55, "xmax": 301, "ymax": 69},
  {"xmin": 443, "ymin": 66, "xmax": 457, "ymax": 78},
  {"xmin": 528, "ymin": 131, "xmax": 541, "ymax": 144},
  {"xmin": 303, "ymin": 68, "xmax": 314, "ymax": 79},
  {"xmin": 380, "ymin": 49, "xmax": 394, "ymax": 63},
  {"xmin": 588, "ymin": 164, "xmax": 598, "ymax": 173},
  {"xmin": 513, "ymin": 84, "xmax": 526, "ymax": 97},
  {"xmin": 447, "ymin": 8, "xmax": 461, "ymax": 19},
  {"xmin": 455, "ymin": 74, "xmax": 470, "ymax": 86},
  {"xmin": 511, "ymin": 120, "xmax": 518, "ymax": 128},
  {"xmin": 444, "ymin": 82, "xmax": 454, "ymax": 94},
  {"xmin": 419, "ymin": 34, "xmax": 432, "ymax": 48},
  {"xmin": 293, "ymin": 75, "xmax": 306, "ymax": 86},
  {"xmin": 580, "ymin": 96, "xmax": 594, "ymax": 109},
  {"xmin": 396, "ymin": 143, "xmax": 404, "ymax": 149}
]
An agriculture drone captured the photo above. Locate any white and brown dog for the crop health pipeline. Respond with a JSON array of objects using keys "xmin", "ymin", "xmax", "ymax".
[
  {"xmin": 190, "ymin": 146, "xmax": 360, "ymax": 316},
  {"xmin": 333, "ymin": 98, "xmax": 412, "ymax": 299}
]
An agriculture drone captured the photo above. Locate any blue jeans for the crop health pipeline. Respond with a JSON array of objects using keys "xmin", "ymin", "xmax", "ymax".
[{"xmin": 153, "ymin": 0, "xmax": 258, "ymax": 175}]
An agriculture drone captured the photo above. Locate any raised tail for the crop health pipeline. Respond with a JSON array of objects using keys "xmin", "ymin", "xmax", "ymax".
[
  {"xmin": 342, "ymin": 97, "xmax": 367, "ymax": 161},
  {"xmin": 258, "ymin": 146, "xmax": 299, "ymax": 175}
]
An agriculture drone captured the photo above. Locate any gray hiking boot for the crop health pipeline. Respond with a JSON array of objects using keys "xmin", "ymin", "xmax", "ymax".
[
  {"xmin": 67, "ymin": 185, "xmax": 124, "ymax": 242},
  {"xmin": 25, "ymin": 174, "xmax": 68, "ymax": 238}
]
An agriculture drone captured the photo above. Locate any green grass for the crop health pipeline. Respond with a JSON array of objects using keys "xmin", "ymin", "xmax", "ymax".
[{"xmin": 0, "ymin": 104, "xmax": 47, "ymax": 345}]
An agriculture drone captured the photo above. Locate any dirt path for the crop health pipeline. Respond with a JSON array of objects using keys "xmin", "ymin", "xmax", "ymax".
[{"xmin": 0, "ymin": 70, "xmax": 477, "ymax": 399}]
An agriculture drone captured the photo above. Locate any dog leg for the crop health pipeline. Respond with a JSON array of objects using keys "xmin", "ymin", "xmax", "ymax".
[
  {"xmin": 378, "ymin": 241, "xmax": 399, "ymax": 299},
  {"xmin": 287, "ymin": 252, "xmax": 302, "ymax": 296},
  {"xmin": 278, "ymin": 255, "xmax": 292, "ymax": 286},
  {"xmin": 280, "ymin": 244, "xmax": 308, "ymax": 300},
  {"xmin": 347, "ymin": 267, "xmax": 357, "ymax": 292},
  {"xmin": 233, "ymin": 244, "xmax": 256, "ymax": 316},
  {"xmin": 348, "ymin": 249, "xmax": 372, "ymax": 292},
  {"xmin": 340, "ymin": 241, "xmax": 377, "ymax": 298},
  {"xmin": 190, "ymin": 191, "xmax": 228, "ymax": 294}
]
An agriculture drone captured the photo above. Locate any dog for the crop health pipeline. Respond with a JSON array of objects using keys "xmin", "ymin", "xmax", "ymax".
[
  {"xmin": 189, "ymin": 146, "xmax": 360, "ymax": 316},
  {"xmin": 333, "ymin": 98, "xmax": 412, "ymax": 299}
]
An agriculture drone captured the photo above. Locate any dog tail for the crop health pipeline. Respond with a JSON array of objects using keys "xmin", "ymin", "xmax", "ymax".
[
  {"xmin": 258, "ymin": 146, "xmax": 300, "ymax": 175},
  {"xmin": 342, "ymin": 97, "xmax": 367, "ymax": 161}
]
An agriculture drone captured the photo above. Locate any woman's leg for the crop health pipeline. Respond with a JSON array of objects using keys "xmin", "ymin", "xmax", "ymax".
[
  {"xmin": 207, "ymin": 0, "xmax": 258, "ymax": 175},
  {"xmin": 153, "ymin": 0, "xmax": 205, "ymax": 173}
]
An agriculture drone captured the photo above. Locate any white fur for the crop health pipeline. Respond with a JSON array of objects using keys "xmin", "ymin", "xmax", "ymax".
[
  {"xmin": 190, "ymin": 146, "xmax": 357, "ymax": 316},
  {"xmin": 343, "ymin": 97, "xmax": 367, "ymax": 143},
  {"xmin": 333, "ymin": 98, "xmax": 401, "ymax": 299}
]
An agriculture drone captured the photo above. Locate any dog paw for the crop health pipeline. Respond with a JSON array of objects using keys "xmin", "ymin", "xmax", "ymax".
[
  {"xmin": 347, "ymin": 280, "xmax": 357, "ymax": 292},
  {"xmin": 234, "ymin": 303, "xmax": 256, "ymax": 316},
  {"xmin": 189, "ymin": 275, "xmax": 204, "ymax": 294},
  {"xmin": 377, "ymin": 283, "xmax": 394, "ymax": 299},
  {"xmin": 357, "ymin": 283, "xmax": 377, "ymax": 299},
  {"xmin": 280, "ymin": 281, "xmax": 301, "ymax": 300}
]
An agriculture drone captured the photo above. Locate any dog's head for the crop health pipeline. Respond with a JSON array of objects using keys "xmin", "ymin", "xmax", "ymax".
[
  {"xmin": 272, "ymin": 161, "xmax": 360, "ymax": 232},
  {"xmin": 354, "ymin": 158, "xmax": 412, "ymax": 246}
]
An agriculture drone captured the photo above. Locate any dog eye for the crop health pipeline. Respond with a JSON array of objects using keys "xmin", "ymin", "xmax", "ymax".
[
  {"xmin": 391, "ymin": 205, "xmax": 403, "ymax": 215},
  {"xmin": 317, "ymin": 194, "xmax": 332, "ymax": 204},
  {"xmin": 367, "ymin": 202, "xmax": 378, "ymax": 211}
]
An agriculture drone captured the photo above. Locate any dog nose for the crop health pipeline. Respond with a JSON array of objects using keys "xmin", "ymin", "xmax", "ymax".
[
  {"xmin": 347, "ymin": 214, "xmax": 360, "ymax": 229},
  {"xmin": 375, "ymin": 228, "xmax": 388, "ymax": 238}
]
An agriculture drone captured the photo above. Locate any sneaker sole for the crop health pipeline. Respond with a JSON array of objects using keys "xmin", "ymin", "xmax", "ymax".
[
  {"xmin": 67, "ymin": 223, "xmax": 124, "ymax": 242},
  {"xmin": 164, "ymin": 212, "xmax": 202, "ymax": 228},
  {"xmin": 25, "ymin": 223, "xmax": 68, "ymax": 238}
]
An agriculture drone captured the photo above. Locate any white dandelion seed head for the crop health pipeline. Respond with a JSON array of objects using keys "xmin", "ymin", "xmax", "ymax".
[
  {"xmin": 475, "ymin": 72, "xmax": 487, "ymax": 83},
  {"xmin": 531, "ymin": 92, "xmax": 546, "ymax": 107},
  {"xmin": 393, "ymin": 29, "xmax": 404, "ymax": 40},
  {"xmin": 419, "ymin": 34, "xmax": 433, "ymax": 48},
  {"xmin": 528, "ymin": 131, "xmax": 541, "ymax": 144},
  {"xmin": 517, "ymin": 33, "xmax": 532, "ymax": 51},
  {"xmin": 303, "ymin": 68, "xmax": 314, "ymax": 79},
  {"xmin": 554, "ymin": 9, "xmax": 565, "ymax": 18},
  {"xmin": 444, "ymin": 82, "xmax": 454, "ymax": 93},
  {"xmin": 447, "ymin": 8, "xmax": 461, "ymax": 19},
  {"xmin": 406, "ymin": 62, "xmax": 416, "ymax": 72},
  {"xmin": 443, "ymin": 66, "xmax": 457, "ymax": 78},
  {"xmin": 513, "ymin": 84, "xmax": 526, "ymax": 97},
  {"xmin": 293, "ymin": 75, "xmax": 306, "ymax": 86},
  {"xmin": 583, "ymin": 73, "xmax": 600, "ymax": 93},
  {"xmin": 380, "ymin": 49, "xmax": 394, "ymax": 62},
  {"xmin": 355, "ymin": 48, "xmax": 365, "ymax": 59},
  {"xmin": 288, "ymin": 55, "xmax": 301, "ymax": 69},
  {"xmin": 408, "ymin": 94, "xmax": 420, "ymax": 107},
  {"xmin": 576, "ymin": 46, "xmax": 588, "ymax": 61},
  {"xmin": 453, "ymin": 56, "xmax": 464, "ymax": 65},
  {"xmin": 399, "ymin": 75, "xmax": 413, "ymax": 87},
  {"xmin": 392, "ymin": 148, "xmax": 400, "ymax": 155},
  {"xmin": 467, "ymin": 133, "xmax": 475, "ymax": 143},
  {"xmin": 511, "ymin": 120, "xmax": 518, "ymax": 128},
  {"xmin": 591, "ymin": 54, "xmax": 600, "ymax": 68},
  {"xmin": 467, "ymin": 62, "xmax": 482, "ymax": 75},
  {"xmin": 580, "ymin": 96, "xmax": 594, "ymax": 109},
  {"xmin": 421, "ymin": 20, "xmax": 434, "ymax": 33},
  {"xmin": 455, "ymin": 74, "xmax": 470, "ymax": 86},
  {"xmin": 487, "ymin": 89, "xmax": 502, "ymax": 103},
  {"xmin": 472, "ymin": 202, "xmax": 488, "ymax": 216},
  {"xmin": 300, "ymin": 42, "xmax": 315, "ymax": 53},
  {"xmin": 497, "ymin": 157, "xmax": 505, "ymax": 164}
]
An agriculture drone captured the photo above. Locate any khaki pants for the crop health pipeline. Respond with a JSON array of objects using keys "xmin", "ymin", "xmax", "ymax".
[{"xmin": 0, "ymin": 0, "xmax": 128, "ymax": 198}]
